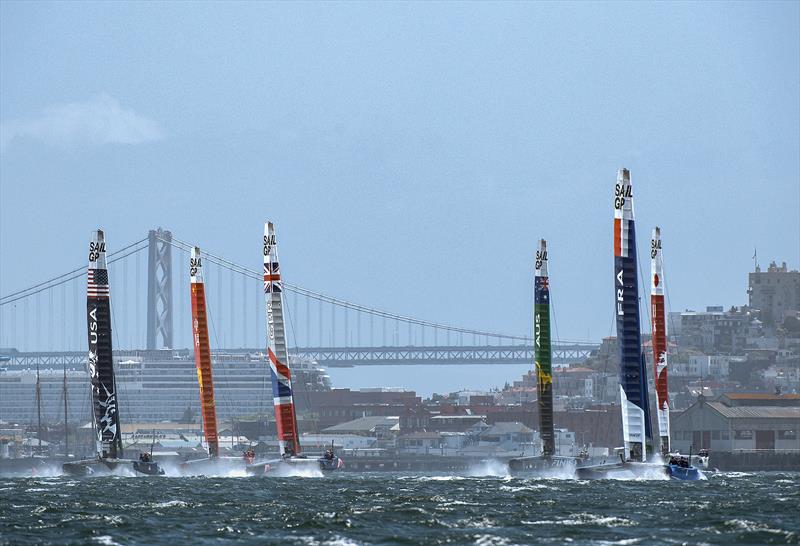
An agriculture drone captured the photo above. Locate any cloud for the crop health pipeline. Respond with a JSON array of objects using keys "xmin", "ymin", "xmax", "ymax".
[{"xmin": 0, "ymin": 93, "xmax": 164, "ymax": 151}]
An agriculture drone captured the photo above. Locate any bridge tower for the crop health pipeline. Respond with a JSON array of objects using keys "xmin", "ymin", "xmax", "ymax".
[{"xmin": 146, "ymin": 228, "xmax": 173, "ymax": 350}]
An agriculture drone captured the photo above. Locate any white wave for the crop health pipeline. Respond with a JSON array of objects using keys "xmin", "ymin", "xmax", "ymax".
[
  {"xmin": 719, "ymin": 471, "xmax": 753, "ymax": 478},
  {"xmin": 152, "ymin": 500, "xmax": 188, "ymax": 508},
  {"xmin": 723, "ymin": 518, "xmax": 796, "ymax": 538},
  {"xmin": 269, "ymin": 464, "xmax": 323, "ymax": 478},
  {"xmin": 523, "ymin": 513, "xmax": 637, "ymax": 528},
  {"xmin": 92, "ymin": 536, "xmax": 122, "ymax": 546},
  {"xmin": 473, "ymin": 535, "xmax": 511, "ymax": 546},
  {"xmin": 466, "ymin": 460, "xmax": 510, "ymax": 477}
]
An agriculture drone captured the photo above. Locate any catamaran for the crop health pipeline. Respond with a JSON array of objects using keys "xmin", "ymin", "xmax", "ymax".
[
  {"xmin": 179, "ymin": 247, "xmax": 243, "ymax": 474},
  {"xmin": 63, "ymin": 230, "xmax": 164, "ymax": 476},
  {"xmin": 508, "ymin": 240, "xmax": 579, "ymax": 474},
  {"xmin": 246, "ymin": 222, "xmax": 343, "ymax": 475},
  {"xmin": 575, "ymin": 170, "xmax": 705, "ymax": 480},
  {"xmin": 650, "ymin": 228, "xmax": 704, "ymax": 480},
  {"xmin": 576, "ymin": 169, "xmax": 658, "ymax": 479}
]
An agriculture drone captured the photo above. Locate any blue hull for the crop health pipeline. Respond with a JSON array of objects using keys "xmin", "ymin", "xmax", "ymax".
[{"xmin": 667, "ymin": 464, "xmax": 703, "ymax": 481}]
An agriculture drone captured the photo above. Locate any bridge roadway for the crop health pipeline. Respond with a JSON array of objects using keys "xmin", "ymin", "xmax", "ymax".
[{"xmin": 1, "ymin": 343, "xmax": 598, "ymax": 368}]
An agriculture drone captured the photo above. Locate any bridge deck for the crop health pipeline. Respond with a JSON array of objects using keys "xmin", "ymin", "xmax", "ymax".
[{"xmin": 2, "ymin": 344, "xmax": 598, "ymax": 368}]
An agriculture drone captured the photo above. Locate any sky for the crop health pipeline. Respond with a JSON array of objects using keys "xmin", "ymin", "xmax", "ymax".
[{"xmin": 1, "ymin": 1, "xmax": 798, "ymax": 346}]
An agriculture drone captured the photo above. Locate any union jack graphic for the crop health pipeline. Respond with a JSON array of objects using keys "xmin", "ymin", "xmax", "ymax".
[
  {"xmin": 264, "ymin": 262, "xmax": 281, "ymax": 293},
  {"xmin": 87, "ymin": 269, "xmax": 110, "ymax": 298}
]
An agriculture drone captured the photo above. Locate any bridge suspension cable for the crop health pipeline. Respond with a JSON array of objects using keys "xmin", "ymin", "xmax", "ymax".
[
  {"xmin": 0, "ymin": 239, "xmax": 149, "ymax": 307},
  {"xmin": 1, "ymin": 232, "xmax": 596, "ymax": 347},
  {"xmin": 159, "ymin": 234, "xmax": 588, "ymax": 344}
]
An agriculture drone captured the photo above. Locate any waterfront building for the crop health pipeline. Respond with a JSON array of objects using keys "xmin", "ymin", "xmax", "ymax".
[
  {"xmin": 675, "ymin": 306, "xmax": 752, "ymax": 354},
  {"xmin": 671, "ymin": 392, "xmax": 800, "ymax": 453},
  {"xmin": 748, "ymin": 261, "xmax": 800, "ymax": 325}
]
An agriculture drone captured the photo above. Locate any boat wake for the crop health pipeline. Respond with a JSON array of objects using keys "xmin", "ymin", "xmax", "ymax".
[
  {"xmin": 466, "ymin": 460, "xmax": 510, "ymax": 477},
  {"xmin": 269, "ymin": 464, "xmax": 323, "ymax": 478},
  {"xmin": 602, "ymin": 463, "xmax": 671, "ymax": 481}
]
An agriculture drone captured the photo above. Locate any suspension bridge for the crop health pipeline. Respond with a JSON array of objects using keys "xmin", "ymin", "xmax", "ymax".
[{"xmin": 0, "ymin": 228, "xmax": 598, "ymax": 366}]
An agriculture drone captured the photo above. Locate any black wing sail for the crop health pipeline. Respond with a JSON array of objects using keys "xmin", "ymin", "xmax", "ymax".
[{"xmin": 87, "ymin": 230, "xmax": 122, "ymax": 459}]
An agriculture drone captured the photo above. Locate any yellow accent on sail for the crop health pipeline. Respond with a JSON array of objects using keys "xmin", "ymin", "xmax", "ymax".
[{"xmin": 536, "ymin": 361, "xmax": 552, "ymax": 386}]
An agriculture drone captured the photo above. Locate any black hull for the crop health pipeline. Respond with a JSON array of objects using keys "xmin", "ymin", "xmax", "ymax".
[
  {"xmin": 62, "ymin": 457, "xmax": 164, "ymax": 476},
  {"xmin": 508, "ymin": 456, "xmax": 578, "ymax": 475}
]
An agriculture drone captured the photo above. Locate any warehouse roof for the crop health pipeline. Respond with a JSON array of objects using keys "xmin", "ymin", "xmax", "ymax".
[{"xmin": 707, "ymin": 402, "xmax": 800, "ymax": 420}]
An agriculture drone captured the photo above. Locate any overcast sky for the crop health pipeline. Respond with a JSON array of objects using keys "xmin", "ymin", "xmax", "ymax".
[{"xmin": 1, "ymin": 1, "xmax": 798, "ymax": 345}]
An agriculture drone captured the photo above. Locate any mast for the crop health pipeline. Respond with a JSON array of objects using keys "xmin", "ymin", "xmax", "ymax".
[
  {"xmin": 263, "ymin": 221, "xmax": 300, "ymax": 457},
  {"xmin": 613, "ymin": 169, "xmax": 653, "ymax": 462},
  {"xmin": 650, "ymin": 227, "xmax": 670, "ymax": 455},
  {"xmin": 36, "ymin": 362, "xmax": 42, "ymax": 452},
  {"xmin": 534, "ymin": 240, "xmax": 555, "ymax": 458},
  {"xmin": 63, "ymin": 361, "xmax": 68, "ymax": 456},
  {"xmin": 86, "ymin": 230, "xmax": 122, "ymax": 459},
  {"xmin": 189, "ymin": 247, "xmax": 220, "ymax": 458}
]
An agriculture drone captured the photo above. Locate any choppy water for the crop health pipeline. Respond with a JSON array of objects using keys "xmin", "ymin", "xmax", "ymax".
[{"xmin": 1, "ymin": 471, "xmax": 797, "ymax": 545}]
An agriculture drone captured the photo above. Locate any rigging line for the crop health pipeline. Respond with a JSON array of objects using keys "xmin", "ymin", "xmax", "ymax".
[
  {"xmin": 0, "ymin": 238, "xmax": 147, "ymax": 302},
  {"xmin": 107, "ymin": 293, "xmax": 129, "ymax": 441},
  {"xmin": 591, "ymin": 306, "xmax": 618, "ymax": 462},
  {"xmin": 282, "ymin": 287, "xmax": 318, "ymax": 435},
  {"xmin": 661, "ymin": 251, "xmax": 688, "ymax": 407},
  {"xmin": 0, "ymin": 243, "xmax": 149, "ymax": 307},
  {"xmin": 284, "ymin": 289, "xmax": 300, "ymax": 353},
  {"xmin": 202, "ymin": 266, "xmax": 238, "ymax": 428},
  {"xmin": 636, "ymin": 249, "xmax": 652, "ymax": 335},
  {"xmin": 157, "ymin": 235, "xmax": 552, "ymax": 343}
]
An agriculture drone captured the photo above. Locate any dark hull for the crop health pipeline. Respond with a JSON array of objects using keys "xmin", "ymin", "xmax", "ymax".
[
  {"xmin": 62, "ymin": 457, "xmax": 164, "ymax": 476},
  {"xmin": 508, "ymin": 456, "xmax": 577, "ymax": 475}
]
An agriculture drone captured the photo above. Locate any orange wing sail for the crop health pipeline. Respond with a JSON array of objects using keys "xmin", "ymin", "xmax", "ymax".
[{"xmin": 190, "ymin": 247, "xmax": 219, "ymax": 458}]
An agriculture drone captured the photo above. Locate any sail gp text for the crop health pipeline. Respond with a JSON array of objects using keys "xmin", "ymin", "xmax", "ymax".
[{"xmin": 614, "ymin": 183, "xmax": 632, "ymax": 210}]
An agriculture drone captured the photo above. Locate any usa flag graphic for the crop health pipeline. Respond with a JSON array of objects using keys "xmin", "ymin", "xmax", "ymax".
[{"xmin": 87, "ymin": 269, "xmax": 110, "ymax": 298}]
